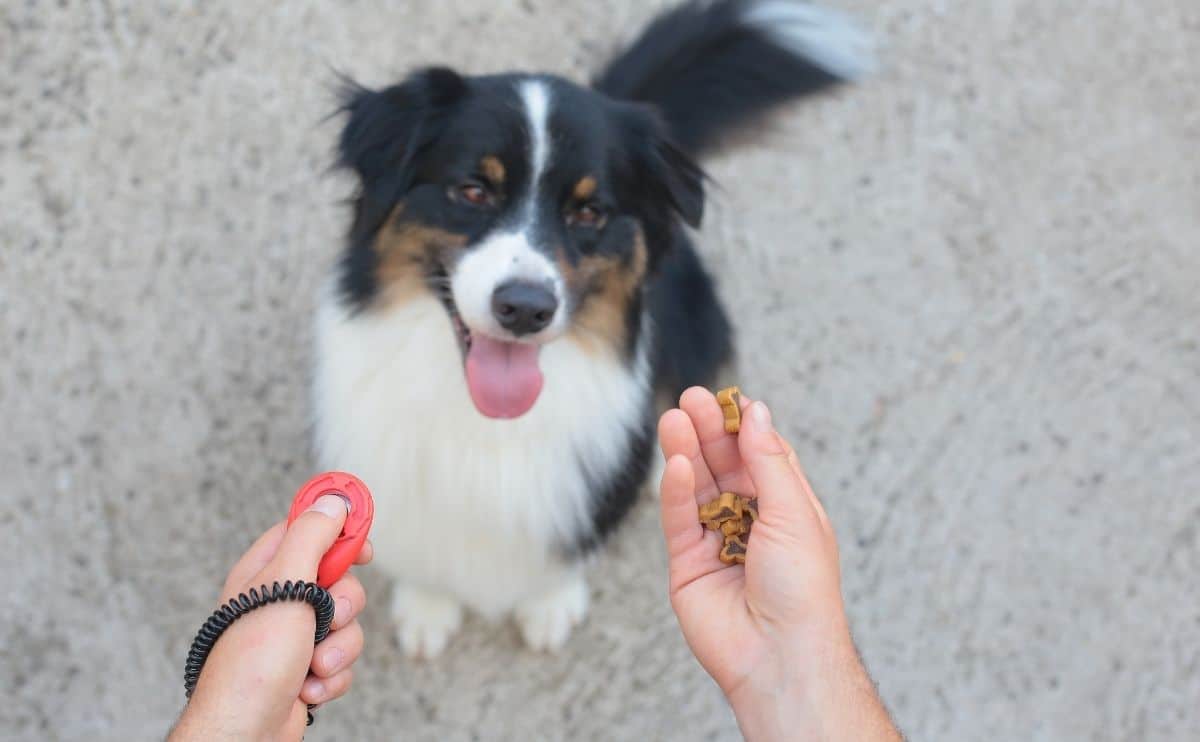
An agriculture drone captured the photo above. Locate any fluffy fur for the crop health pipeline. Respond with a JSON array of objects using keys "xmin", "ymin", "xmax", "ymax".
[{"xmin": 314, "ymin": 0, "xmax": 869, "ymax": 656}]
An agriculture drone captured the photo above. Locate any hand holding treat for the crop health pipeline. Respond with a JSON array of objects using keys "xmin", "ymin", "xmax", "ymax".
[{"xmin": 658, "ymin": 387, "xmax": 901, "ymax": 742}]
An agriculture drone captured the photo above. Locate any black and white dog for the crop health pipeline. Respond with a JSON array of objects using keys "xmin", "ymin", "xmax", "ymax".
[{"xmin": 314, "ymin": 0, "xmax": 869, "ymax": 656}]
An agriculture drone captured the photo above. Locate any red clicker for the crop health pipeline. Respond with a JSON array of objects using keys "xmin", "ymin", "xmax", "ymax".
[{"xmin": 287, "ymin": 471, "xmax": 374, "ymax": 588}]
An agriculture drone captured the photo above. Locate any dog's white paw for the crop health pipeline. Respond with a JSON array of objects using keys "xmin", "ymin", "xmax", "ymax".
[
  {"xmin": 391, "ymin": 584, "xmax": 463, "ymax": 660},
  {"xmin": 514, "ymin": 575, "xmax": 589, "ymax": 652}
]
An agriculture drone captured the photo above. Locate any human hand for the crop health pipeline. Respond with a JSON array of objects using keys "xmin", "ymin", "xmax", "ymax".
[
  {"xmin": 659, "ymin": 388, "xmax": 899, "ymax": 741},
  {"xmin": 170, "ymin": 495, "xmax": 373, "ymax": 741}
]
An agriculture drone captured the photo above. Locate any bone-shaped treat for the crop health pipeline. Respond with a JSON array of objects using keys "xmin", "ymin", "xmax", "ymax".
[
  {"xmin": 716, "ymin": 386, "xmax": 742, "ymax": 433},
  {"xmin": 698, "ymin": 491, "xmax": 758, "ymax": 565}
]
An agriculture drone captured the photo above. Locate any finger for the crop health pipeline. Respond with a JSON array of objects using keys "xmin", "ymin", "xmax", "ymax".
[
  {"xmin": 740, "ymin": 392, "xmax": 805, "ymax": 484},
  {"xmin": 738, "ymin": 401, "xmax": 823, "ymax": 538},
  {"xmin": 738, "ymin": 392, "xmax": 832, "ymax": 536},
  {"xmin": 736, "ymin": 390, "xmax": 812, "ymax": 499},
  {"xmin": 680, "ymin": 387, "xmax": 756, "ymax": 496},
  {"xmin": 775, "ymin": 429, "xmax": 833, "ymax": 535},
  {"xmin": 326, "ymin": 573, "xmax": 367, "ymax": 631},
  {"xmin": 743, "ymin": 395, "xmax": 832, "ymax": 536},
  {"xmin": 283, "ymin": 699, "xmax": 310, "ymax": 740},
  {"xmin": 268, "ymin": 495, "xmax": 349, "ymax": 582},
  {"xmin": 301, "ymin": 668, "xmax": 354, "ymax": 706},
  {"xmin": 659, "ymin": 408, "xmax": 719, "ymax": 501},
  {"xmin": 660, "ymin": 455, "xmax": 730, "ymax": 595},
  {"xmin": 354, "ymin": 538, "xmax": 374, "ymax": 565},
  {"xmin": 221, "ymin": 521, "xmax": 286, "ymax": 601},
  {"xmin": 659, "ymin": 454, "xmax": 703, "ymax": 556},
  {"xmin": 311, "ymin": 619, "xmax": 364, "ymax": 679}
]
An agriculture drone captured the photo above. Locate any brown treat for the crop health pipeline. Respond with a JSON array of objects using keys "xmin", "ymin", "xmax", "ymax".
[
  {"xmin": 698, "ymin": 491, "xmax": 743, "ymax": 531},
  {"xmin": 698, "ymin": 492, "xmax": 760, "ymax": 564},
  {"xmin": 740, "ymin": 498, "xmax": 759, "ymax": 533},
  {"xmin": 736, "ymin": 500, "xmax": 758, "ymax": 536},
  {"xmin": 716, "ymin": 386, "xmax": 742, "ymax": 433},
  {"xmin": 719, "ymin": 534, "xmax": 748, "ymax": 565},
  {"xmin": 716, "ymin": 490, "xmax": 742, "ymax": 513}
]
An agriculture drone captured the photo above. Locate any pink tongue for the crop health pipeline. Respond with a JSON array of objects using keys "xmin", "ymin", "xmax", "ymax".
[{"xmin": 465, "ymin": 335, "xmax": 544, "ymax": 419}]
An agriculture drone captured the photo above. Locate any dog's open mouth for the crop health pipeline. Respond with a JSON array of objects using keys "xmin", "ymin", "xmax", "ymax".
[{"xmin": 431, "ymin": 265, "xmax": 545, "ymax": 420}]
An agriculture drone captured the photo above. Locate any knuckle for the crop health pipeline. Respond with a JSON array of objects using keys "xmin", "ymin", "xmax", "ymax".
[
  {"xmin": 328, "ymin": 670, "xmax": 353, "ymax": 699},
  {"xmin": 346, "ymin": 620, "xmax": 365, "ymax": 648}
]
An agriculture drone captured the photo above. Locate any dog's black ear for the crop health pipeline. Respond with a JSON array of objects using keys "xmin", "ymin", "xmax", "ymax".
[
  {"xmin": 621, "ymin": 104, "xmax": 705, "ymax": 230},
  {"xmin": 651, "ymin": 137, "xmax": 705, "ymax": 228},
  {"xmin": 337, "ymin": 66, "xmax": 466, "ymax": 190}
]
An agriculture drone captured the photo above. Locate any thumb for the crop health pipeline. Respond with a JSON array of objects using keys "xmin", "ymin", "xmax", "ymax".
[
  {"xmin": 269, "ymin": 494, "xmax": 349, "ymax": 581},
  {"xmin": 737, "ymin": 401, "xmax": 822, "ymax": 537}
]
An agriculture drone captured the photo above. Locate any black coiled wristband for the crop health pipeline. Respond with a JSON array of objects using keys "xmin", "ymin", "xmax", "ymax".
[{"xmin": 183, "ymin": 580, "xmax": 336, "ymax": 726}]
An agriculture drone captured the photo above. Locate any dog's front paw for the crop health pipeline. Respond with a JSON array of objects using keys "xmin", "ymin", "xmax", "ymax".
[
  {"xmin": 514, "ymin": 574, "xmax": 589, "ymax": 652},
  {"xmin": 391, "ymin": 584, "xmax": 463, "ymax": 660}
]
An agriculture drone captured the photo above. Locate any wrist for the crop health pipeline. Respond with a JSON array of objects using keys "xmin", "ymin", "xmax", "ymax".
[
  {"xmin": 170, "ymin": 702, "xmax": 255, "ymax": 742},
  {"xmin": 726, "ymin": 623, "xmax": 898, "ymax": 742},
  {"xmin": 724, "ymin": 626, "xmax": 850, "ymax": 740}
]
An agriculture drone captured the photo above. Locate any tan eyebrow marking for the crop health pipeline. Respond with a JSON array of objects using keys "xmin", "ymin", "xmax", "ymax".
[
  {"xmin": 572, "ymin": 175, "xmax": 597, "ymax": 201},
  {"xmin": 480, "ymin": 155, "xmax": 506, "ymax": 185}
]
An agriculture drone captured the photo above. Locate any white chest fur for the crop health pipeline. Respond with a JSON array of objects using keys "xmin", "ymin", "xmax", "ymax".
[{"xmin": 312, "ymin": 288, "xmax": 650, "ymax": 618}]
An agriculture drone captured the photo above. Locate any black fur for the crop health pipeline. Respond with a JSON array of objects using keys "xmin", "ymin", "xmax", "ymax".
[
  {"xmin": 648, "ymin": 237, "xmax": 734, "ymax": 399},
  {"xmin": 594, "ymin": 0, "xmax": 847, "ymax": 157},
  {"xmin": 581, "ymin": 0, "xmax": 862, "ymax": 548},
  {"xmin": 335, "ymin": 68, "xmax": 471, "ymax": 307},
  {"xmin": 596, "ymin": 0, "xmax": 860, "ymax": 403},
  {"xmin": 567, "ymin": 411, "xmax": 657, "ymax": 557}
]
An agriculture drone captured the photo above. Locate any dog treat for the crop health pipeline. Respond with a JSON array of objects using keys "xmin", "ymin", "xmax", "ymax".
[
  {"xmin": 698, "ymin": 491, "xmax": 743, "ymax": 529},
  {"xmin": 720, "ymin": 519, "xmax": 743, "ymax": 538},
  {"xmin": 744, "ymin": 497, "xmax": 758, "ymax": 522},
  {"xmin": 699, "ymin": 491, "xmax": 758, "ymax": 565},
  {"xmin": 699, "ymin": 386, "xmax": 754, "ymax": 564},
  {"xmin": 716, "ymin": 386, "xmax": 742, "ymax": 433},
  {"xmin": 720, "ymin": 534, "xmax": 749, "ymax": 565}
]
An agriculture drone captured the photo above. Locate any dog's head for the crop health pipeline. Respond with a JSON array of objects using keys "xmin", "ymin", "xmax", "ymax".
[{"xmin": 335, "ymin": 68, "xmax": 703, "ymax": 418}]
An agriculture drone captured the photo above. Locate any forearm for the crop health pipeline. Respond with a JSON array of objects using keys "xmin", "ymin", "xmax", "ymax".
[{"xmin": 727, "ymin": 633, "xmax": 901, "ymax": 742}]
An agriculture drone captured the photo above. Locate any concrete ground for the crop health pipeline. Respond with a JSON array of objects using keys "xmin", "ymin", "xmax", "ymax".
[{"xmin": 3, "ymin": 1, "xmax": 1198, "ymax": 739}]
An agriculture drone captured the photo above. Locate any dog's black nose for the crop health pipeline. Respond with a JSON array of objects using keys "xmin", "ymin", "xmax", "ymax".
[{"xmin": 491, "ymin": 281, "xmax": 558, "ymax": 336}]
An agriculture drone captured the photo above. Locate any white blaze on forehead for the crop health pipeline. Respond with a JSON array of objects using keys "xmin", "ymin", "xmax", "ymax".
[
  {"xmin": 445, "ymin": 78, "xmax": 566, "ymax": 343},
  {"xmin": 518, "ymin": 79, "xmax": 552, "ymax": 193},
  {"xmin": 451, "ymin": 231, "xmax": 566, "ymax": 341}
]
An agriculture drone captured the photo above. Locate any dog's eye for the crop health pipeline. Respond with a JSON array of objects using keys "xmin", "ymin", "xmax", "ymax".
[
  {"xmin": 568, "ymin": 203, "xmax": 606, "ymax": 228},
  {"xmin": 454, "ymin": 181, "xmax": 493, "ymax": 207}
]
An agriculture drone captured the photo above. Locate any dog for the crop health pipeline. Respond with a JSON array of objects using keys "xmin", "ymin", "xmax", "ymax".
[{"xmin": 314, "ymin": 0, "xmax": 869, "ymax": 657}]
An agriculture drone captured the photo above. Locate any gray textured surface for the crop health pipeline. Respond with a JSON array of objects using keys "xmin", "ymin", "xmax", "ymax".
[{"xmin": 3, "ymin": 1, "xmax": 1199, "ymax": 740}]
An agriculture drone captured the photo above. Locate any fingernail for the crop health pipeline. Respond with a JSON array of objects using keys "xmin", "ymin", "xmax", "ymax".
[
  {"xmin": 748, "ymin": 401, "xmax": 773, "ymax": 430},
  {"xmin": 335, "ymin": 596, "xmax": 352, "ymax": 627},
  {"xmin": 308, "ymin": 494, "xmax": 347, "ymax": 519},
  {"xmin": 324, "ymin": 647, "xmax": 345, "ymax": 673},
  {"xmin": 305, "ymin": 678, "xmax": 326, "ymax": 701}
]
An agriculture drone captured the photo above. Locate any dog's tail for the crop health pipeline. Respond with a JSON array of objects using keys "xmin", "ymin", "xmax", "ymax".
[{"xmin": 592, "ymin": 0, "xmax": 871, "ymax": 157}]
